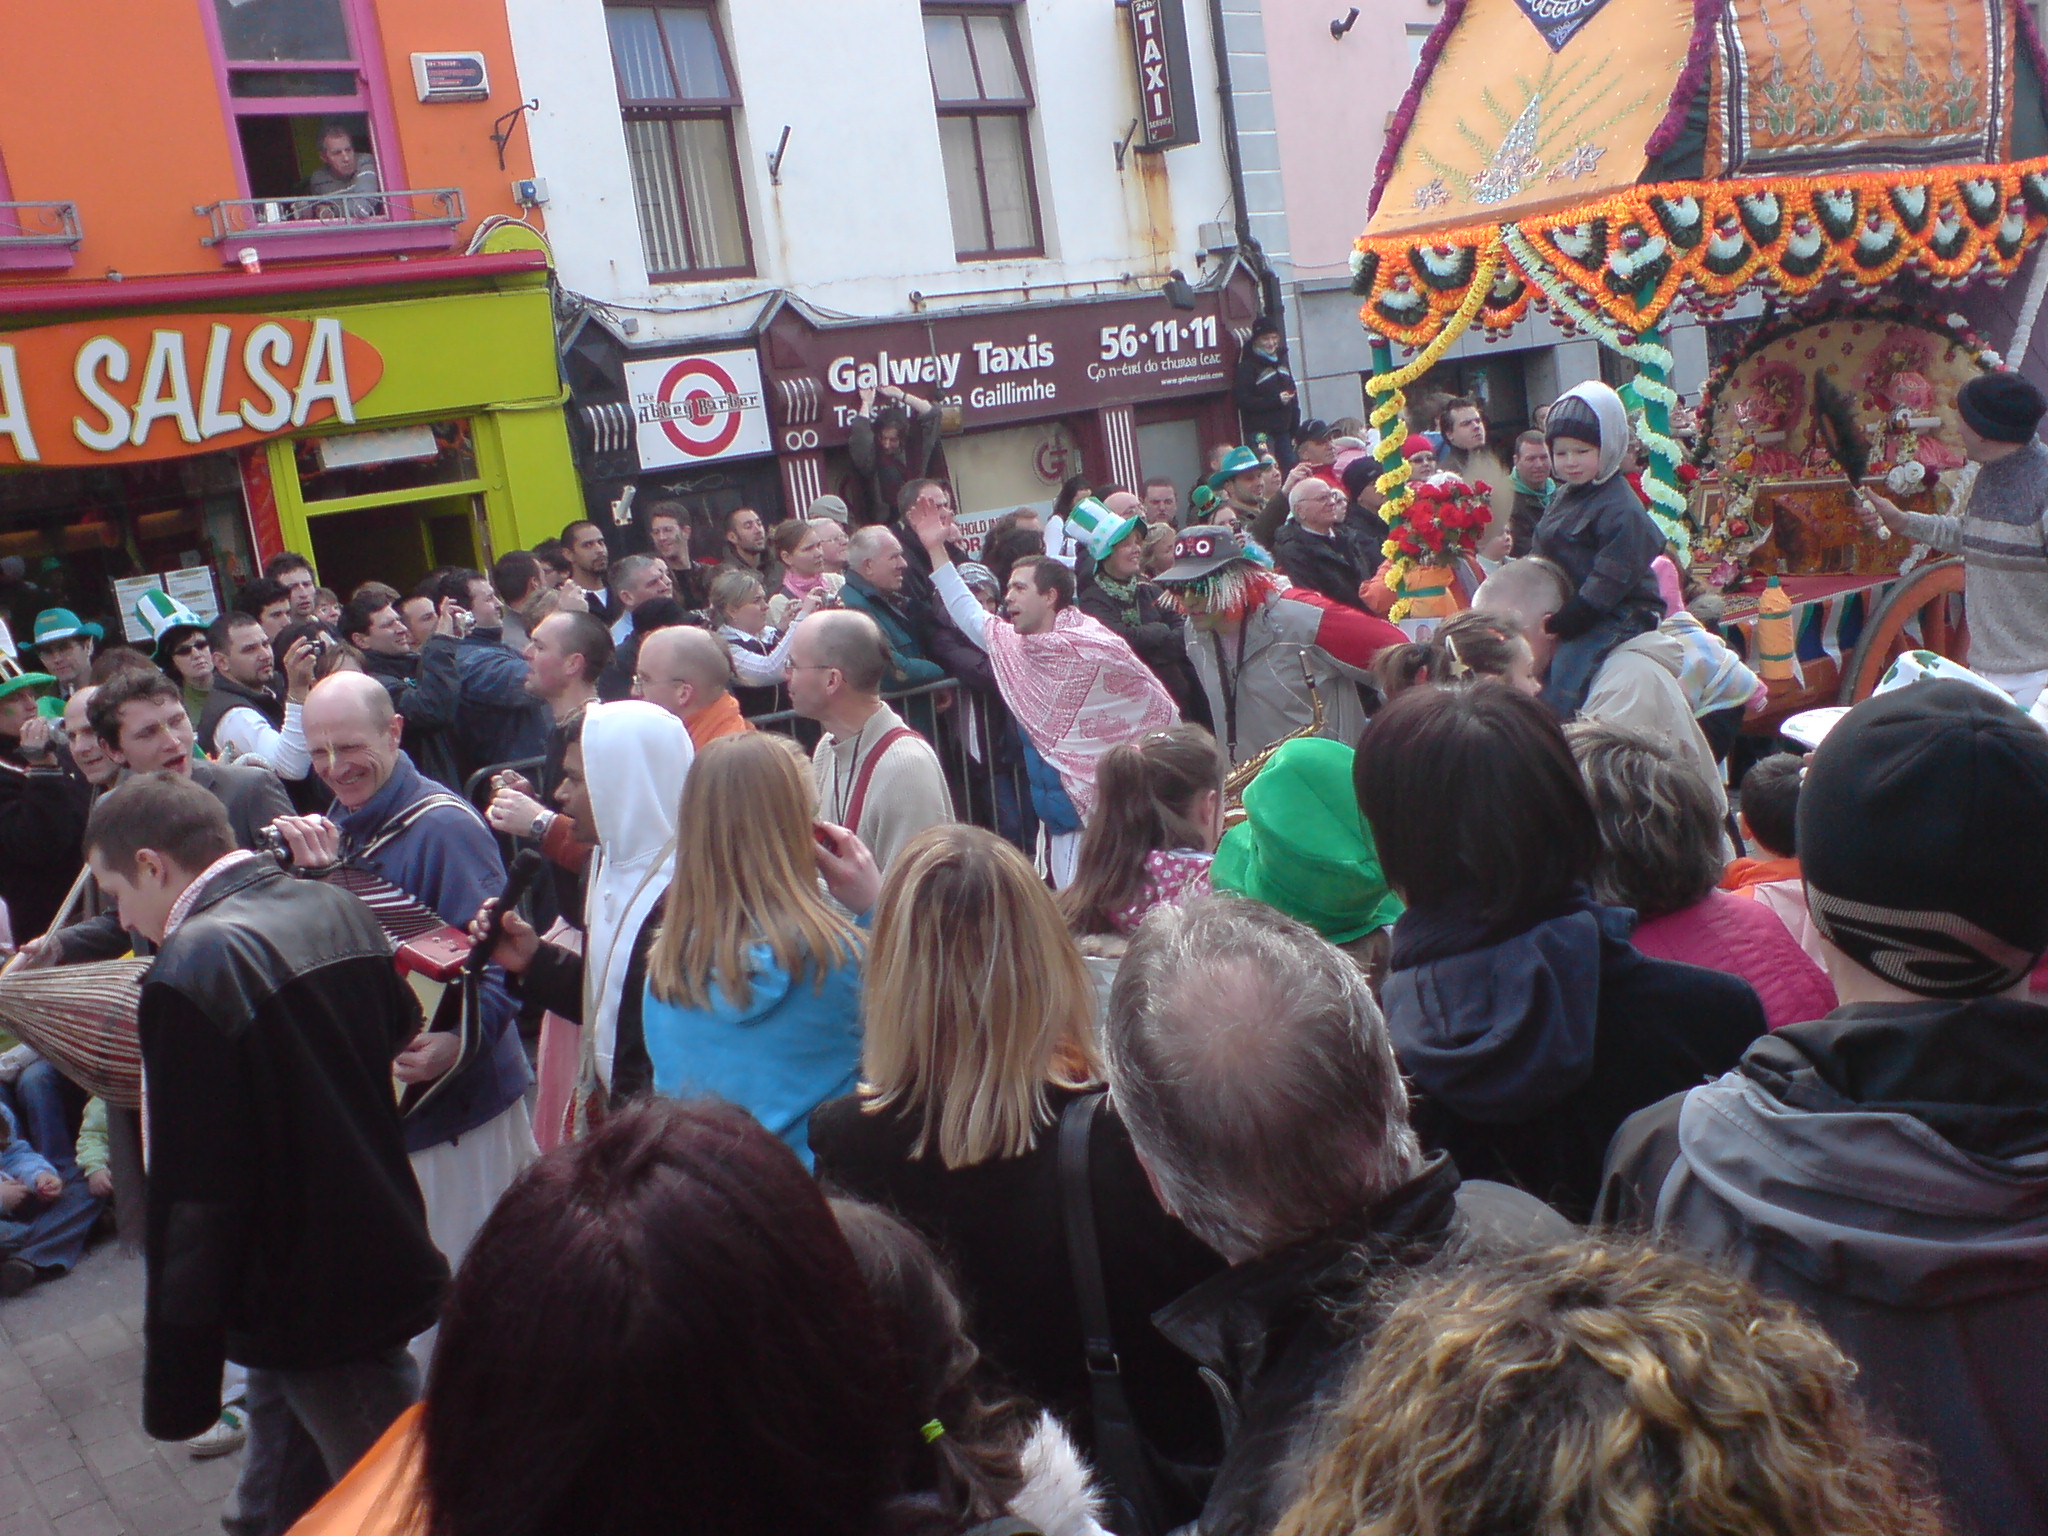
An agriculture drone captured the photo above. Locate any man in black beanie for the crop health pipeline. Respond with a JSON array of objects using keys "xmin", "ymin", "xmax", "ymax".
[
  {"xmin": 1600, "ymin": 679, "xmax": 2048, "ymax": 1536},
  {"xmin": 1861, "ymin": 370, "xmax": 2048, "ymax": 708}
]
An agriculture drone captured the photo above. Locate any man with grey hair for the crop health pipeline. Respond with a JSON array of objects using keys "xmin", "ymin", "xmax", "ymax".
[
  {"xmin": 1106, "ymin": 896, "xmax": 1567, "ymax": 1536},
  {"xmin": 606, "ymin": 553, "xmax": 674, "ymax": 647},
  {"xmin": 837, "ymin": 524, "xmax": 945, "ymax": 688},
  {"xmin": 1475, "ymin": 556, "xmax": 1725, "ymax": 816},
  {"xmin": 1270, "ymin": 474, "xmax": 1371, "ymax": 611}
]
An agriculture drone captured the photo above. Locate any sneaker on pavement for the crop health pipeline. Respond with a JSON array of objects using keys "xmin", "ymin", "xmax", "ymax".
[{"xmin": 187, "ymin": 1405, "xmax": 247, "ymax": 1459}]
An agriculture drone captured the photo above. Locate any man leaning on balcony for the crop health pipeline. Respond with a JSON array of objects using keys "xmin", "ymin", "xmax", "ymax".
[{"xmin": 305, "ymin": 122, "xmax": 383, "ymax": 220}]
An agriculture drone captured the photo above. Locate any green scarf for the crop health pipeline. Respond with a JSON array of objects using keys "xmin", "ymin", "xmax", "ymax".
[
  {"xmin": 1091, "ymin": 568, "xmax": 1144, "ymax": 627},
  {"xmin": 1510, "ymin": 470, "xmax": 1554, "ymax": 501}
]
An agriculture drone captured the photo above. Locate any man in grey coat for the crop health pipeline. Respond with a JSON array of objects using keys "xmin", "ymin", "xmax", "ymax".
[
  {"xmin": 1601, "ymin": 680, "xmax": 2048, "ymax": 1536},
  {"xmin": 1149, "ymin": 527, "xmax": 1398, "ymax": 765}
]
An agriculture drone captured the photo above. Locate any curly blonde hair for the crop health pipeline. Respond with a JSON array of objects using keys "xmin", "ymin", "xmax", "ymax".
[{"xmin": 1276, "ymin": 1240, "xmax": 1951, "ymax": 1536}]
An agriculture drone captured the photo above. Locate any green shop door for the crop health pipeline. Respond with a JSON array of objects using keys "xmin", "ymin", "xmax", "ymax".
[
  {"xmin": 276, "ymin": 420, "xmax": 498, "ymax": 598},
  {"xmin": 305, "ymin": 493, "xmax": 488, "ymax": 598}
]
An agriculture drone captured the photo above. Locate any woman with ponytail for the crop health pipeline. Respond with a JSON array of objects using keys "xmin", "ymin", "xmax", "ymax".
[
  {"xmin": 832, "ymin": 1198, "xmax": 1111, "ymax": 1536},
  {"xmin": 1371, "ymin": 610, "xmax": 1542, "ymax": 707},
  {"xmin": 1059, "ymin": 725, "xmax": 1227, "ymax": 938}
]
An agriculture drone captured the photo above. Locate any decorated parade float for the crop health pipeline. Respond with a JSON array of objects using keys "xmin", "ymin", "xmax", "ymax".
[{"xmin": 1349, "ymin": 0, "xmax": 2048, "ymax": 714}]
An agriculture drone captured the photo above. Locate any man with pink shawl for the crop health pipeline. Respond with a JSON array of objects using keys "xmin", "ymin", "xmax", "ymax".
[{"xmin": 908, "ymin": 495, "xmax": 1177, "ymax": 883}]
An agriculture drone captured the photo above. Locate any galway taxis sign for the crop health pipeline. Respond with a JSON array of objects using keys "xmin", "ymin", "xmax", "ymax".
[{"xmin": 0, "ymin": 313, "xmax": 384, "ymax": 468}]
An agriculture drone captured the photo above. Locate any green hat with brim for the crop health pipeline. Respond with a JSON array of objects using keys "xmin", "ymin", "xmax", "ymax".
[
  {"xmin": 1205, "ymin": 445, "xmax": 1264, "ymax": 492},
  {"xmin": 32, "ymin": 609, "xmax": 103, "ymax": 647},
  {"xmin": 1210, "ymin": 736, "xmax": 1403, "ymax": 943},
  {"xmin": 0, "ymin": 667, "xmax": 58, "ymax": 703}
]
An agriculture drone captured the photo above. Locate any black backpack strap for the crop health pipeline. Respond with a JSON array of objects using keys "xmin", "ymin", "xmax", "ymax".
[{"xmin": 1059, "ymin": 1091, "xmax": 1169, "ymax": 1536}]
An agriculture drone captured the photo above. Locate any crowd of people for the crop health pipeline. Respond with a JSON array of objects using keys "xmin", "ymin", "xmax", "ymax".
[{"xmin": 0, "ymin": 352, "xmax": 2044, "ymax": 1536}]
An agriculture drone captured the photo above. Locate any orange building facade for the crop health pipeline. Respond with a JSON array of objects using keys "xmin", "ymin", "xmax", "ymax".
[{"xmin": 0, "ymin": 0, "xmax": 580, "ymax": 651}]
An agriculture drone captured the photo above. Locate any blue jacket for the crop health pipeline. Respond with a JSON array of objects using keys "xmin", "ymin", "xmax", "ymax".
[
  {"xmin": 1018, "ymin": 729, "xmax": 1081, "ymax": 834},
  {"xmin": 839, "ymin": 573, "xmax": 946, "ymax": 688},
  {"xmin": 0, "ymin": 1101, "xmax": 55, "ymax": 1187},
  {"xmin": 452, "ymin": 629, "xmax": 550, "ymax": 781},
  {"xmin": 332, "ymin": 753, "xmax": 529, "ymax": 1150},
  {"xmin": 640, "ymin": 937, "xmax": 863, "ymax": 1167},
  {"xmin": 1382, "ymin": 892, "xmax": 1762, "ymax": 1220}
]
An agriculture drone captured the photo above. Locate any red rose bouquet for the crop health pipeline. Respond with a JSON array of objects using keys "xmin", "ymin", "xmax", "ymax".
[{"xmin": 1385, "ymin": 476, "xmax": 1492, "ymax": 563}]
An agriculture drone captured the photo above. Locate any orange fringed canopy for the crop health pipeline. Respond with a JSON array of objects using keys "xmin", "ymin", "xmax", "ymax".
[{"xmin": 1356, "ymin": 0, "xmax": 2048, "ymax": 342}]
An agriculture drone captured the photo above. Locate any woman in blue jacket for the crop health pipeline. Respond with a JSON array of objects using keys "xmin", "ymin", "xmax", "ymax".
[{"xmin": 640, "ymin": 732, "xmax": 867, "ymax": 1166}]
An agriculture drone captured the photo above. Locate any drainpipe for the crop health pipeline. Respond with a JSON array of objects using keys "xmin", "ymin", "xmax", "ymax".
[{"xmin": 1205, "ymin": 0, "xmax": 1285, "ymax": 325}]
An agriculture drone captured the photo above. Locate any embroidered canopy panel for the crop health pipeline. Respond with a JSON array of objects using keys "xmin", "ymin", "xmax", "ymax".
[
  {"xmin": 1367, "ymin": 0, "xmax": 1696, "ymax": 240},
  {"xmin": 1708, "ymin": 0, "xmax": 2017, "ymax": 177}
]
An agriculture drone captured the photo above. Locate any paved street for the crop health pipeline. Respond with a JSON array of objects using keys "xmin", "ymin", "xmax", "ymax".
[{"xmin": 0, "ymin": 1245, "xmax": 236, "ymax": 1536}]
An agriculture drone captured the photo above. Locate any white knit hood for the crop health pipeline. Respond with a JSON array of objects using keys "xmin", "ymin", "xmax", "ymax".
[
  {"xmin": 1551, "ymin": 380, "xmax": 1632, "ymax": 484},
  {"xmin": 581, "ymin": 700, "xmax": 694, "ymax": 1086}
]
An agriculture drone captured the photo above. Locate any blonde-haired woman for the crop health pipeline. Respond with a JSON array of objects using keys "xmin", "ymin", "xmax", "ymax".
[
  {"xmin": 810, "ymin": 825, "xmax": 1223, "ymax": 1527},
  {"xmin": 638, "ymin": 731, "xmax": 875, "ymax": 1166}
]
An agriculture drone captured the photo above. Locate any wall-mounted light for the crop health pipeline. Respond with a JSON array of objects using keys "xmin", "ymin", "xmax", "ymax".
[
  {"xmin": 768, "ymin": 125, "xmax": 792, "ymax": 186},
  {"xmin": 1330, "ymin": 7, "xmax": 1360, "ymax": 38},
  {"xmin": 1114, "ymin": 118, "xmax": 1141, "ymax": 172},
  {"xmin": 1162, "ymin": 269, "xmax": 1197, "ymax": 310},
  {"xmin": 490, "ymin": 99, "xmax": 538, "ymax": 170}
]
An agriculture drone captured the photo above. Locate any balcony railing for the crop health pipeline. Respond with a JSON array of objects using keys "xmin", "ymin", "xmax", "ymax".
[
  {"xmin": 0, "ymin": 200, "xmax": 83, "ymax": 248},
  {"xmin": 197, "ymin": 188, "xmax": 465, "ymax": 263},
  {"xmin": 0, "ymin": 200, "xmax": 82, "ymax": 271}
]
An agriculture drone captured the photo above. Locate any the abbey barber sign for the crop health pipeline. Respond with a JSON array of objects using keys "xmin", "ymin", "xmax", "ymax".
[
  {"xmin": 761, "ymin": 291, "xmax": 1233, "ymax": 451},
  {"xmin": 0, "ymin": 313, "xmax": 384, "ymax": 468}
]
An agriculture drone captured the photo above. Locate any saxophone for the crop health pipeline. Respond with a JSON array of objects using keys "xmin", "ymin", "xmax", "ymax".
[{"xmin": 1222, "ymin": 651, "xmax": 1324, "ymax": 826}]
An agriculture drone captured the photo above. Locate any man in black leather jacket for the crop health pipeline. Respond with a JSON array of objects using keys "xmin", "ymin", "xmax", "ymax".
[{"xmin": 82, "ymin": 772, "xmax": 444, "ymax": 1536}]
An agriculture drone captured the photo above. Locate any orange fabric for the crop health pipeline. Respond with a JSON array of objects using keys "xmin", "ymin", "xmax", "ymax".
[
  {"xmin": 1708, "ymin": 0, "xmax": 2011, "ymax": 176},
  {"xmin": 285, "ymin": 1404, "xmax": 424, "ymax": 1536},
  {"xmin": 1722, "ymin": 855, "xmax": 1800, "ymax": 893},
  {"xmin": 1367, "ymin": 0, "xmax": 1694, "ymax": 238},
  {"xmin": 686, "ymin": 692, "xmax": 755, "ymax": 749}
]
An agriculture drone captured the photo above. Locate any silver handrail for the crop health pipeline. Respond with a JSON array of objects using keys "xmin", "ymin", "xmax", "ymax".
[
  {"xmin": 0, "ymin": 201, "xmax": 82, "ymax": 249},
  {"xmin": 196, "ymin": 187, "xmax": 464, "ymax": 245}
]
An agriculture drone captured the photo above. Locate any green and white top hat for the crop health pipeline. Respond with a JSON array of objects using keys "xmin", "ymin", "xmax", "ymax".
[
  {"xmin": 134, "ymin": 588, "xmax": 207, "ymax": 648},
  {"xmin": 1062, "ymin": 497, "xmax": 1142, "ymax": 564}
]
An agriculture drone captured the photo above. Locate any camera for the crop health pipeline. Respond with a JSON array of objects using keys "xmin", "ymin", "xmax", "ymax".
[
  {"xmin": 452, "ymin": 608, "xmax": 475, "ymax": 637},
  {"xmin": 255, "ymin": 824, "xmax": 293, "ymax": 866}
]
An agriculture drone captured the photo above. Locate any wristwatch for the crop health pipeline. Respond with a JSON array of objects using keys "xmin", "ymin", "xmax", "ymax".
[{"xmin": 528, "ymin": 810, "xmax": 555, "ymax": 841}]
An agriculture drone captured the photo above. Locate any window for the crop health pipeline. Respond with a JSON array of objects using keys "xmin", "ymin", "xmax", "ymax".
[
  {"xmin": 204, "ymin": 0, "xmax": 390, "ymax": 210},
  {"xmin": 606, "ymin": 4, "xmax": 753, "ymax": 279},
  {"xmin": 1405, "ymin": 23, "xmax": 1435, "ymax": 72},
  {"xmin": 924, "ymin": 6, "xmax": 1043, "ymax": 259}
]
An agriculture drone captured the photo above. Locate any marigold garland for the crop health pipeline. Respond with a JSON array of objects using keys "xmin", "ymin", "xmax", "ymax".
[
  {"xmin": 1365, "ymin": 242, "xmax": 1503, "ymax": 620},
  {"xmin": 1353, "ymin": 158, "xmax": 2048, "ymax": 345},
  {"xmin": 1504, "ymin": 228, "xmax": 1692, "ymax": 558}
]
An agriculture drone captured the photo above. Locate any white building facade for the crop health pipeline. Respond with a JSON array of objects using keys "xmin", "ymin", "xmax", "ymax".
[{"xmin": 503, "ymin": 0, "xmax": 1269, "ymax": 534}]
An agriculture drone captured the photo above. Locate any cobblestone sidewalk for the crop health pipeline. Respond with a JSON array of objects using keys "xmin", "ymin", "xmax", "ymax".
[{"xmin": 1, "ymin": 1249, "xmax": 237, "ymax": 1536}]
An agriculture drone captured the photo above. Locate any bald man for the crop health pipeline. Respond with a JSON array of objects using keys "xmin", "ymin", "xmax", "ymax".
[
  {"xmin": 284, "ymin": 674, "xmax": 536, "ymax": 1304},
  {"xmin": 633, "ymin": 627, "xmax": 754, "ymax": 747},
  {"xmin": 788, "ymin": 609, "xmax": 952, "ymax": 871}
]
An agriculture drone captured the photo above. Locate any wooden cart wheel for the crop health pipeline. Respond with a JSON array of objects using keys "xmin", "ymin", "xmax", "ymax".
[{"xmin": 1837, "ymin": 559, "xmax": 1968, "ymax": 703}]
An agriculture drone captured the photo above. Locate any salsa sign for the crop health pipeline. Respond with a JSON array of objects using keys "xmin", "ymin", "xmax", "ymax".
[{"xmin": 0, "ymin": 313, "xmax": 385, "ymax": 468}]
